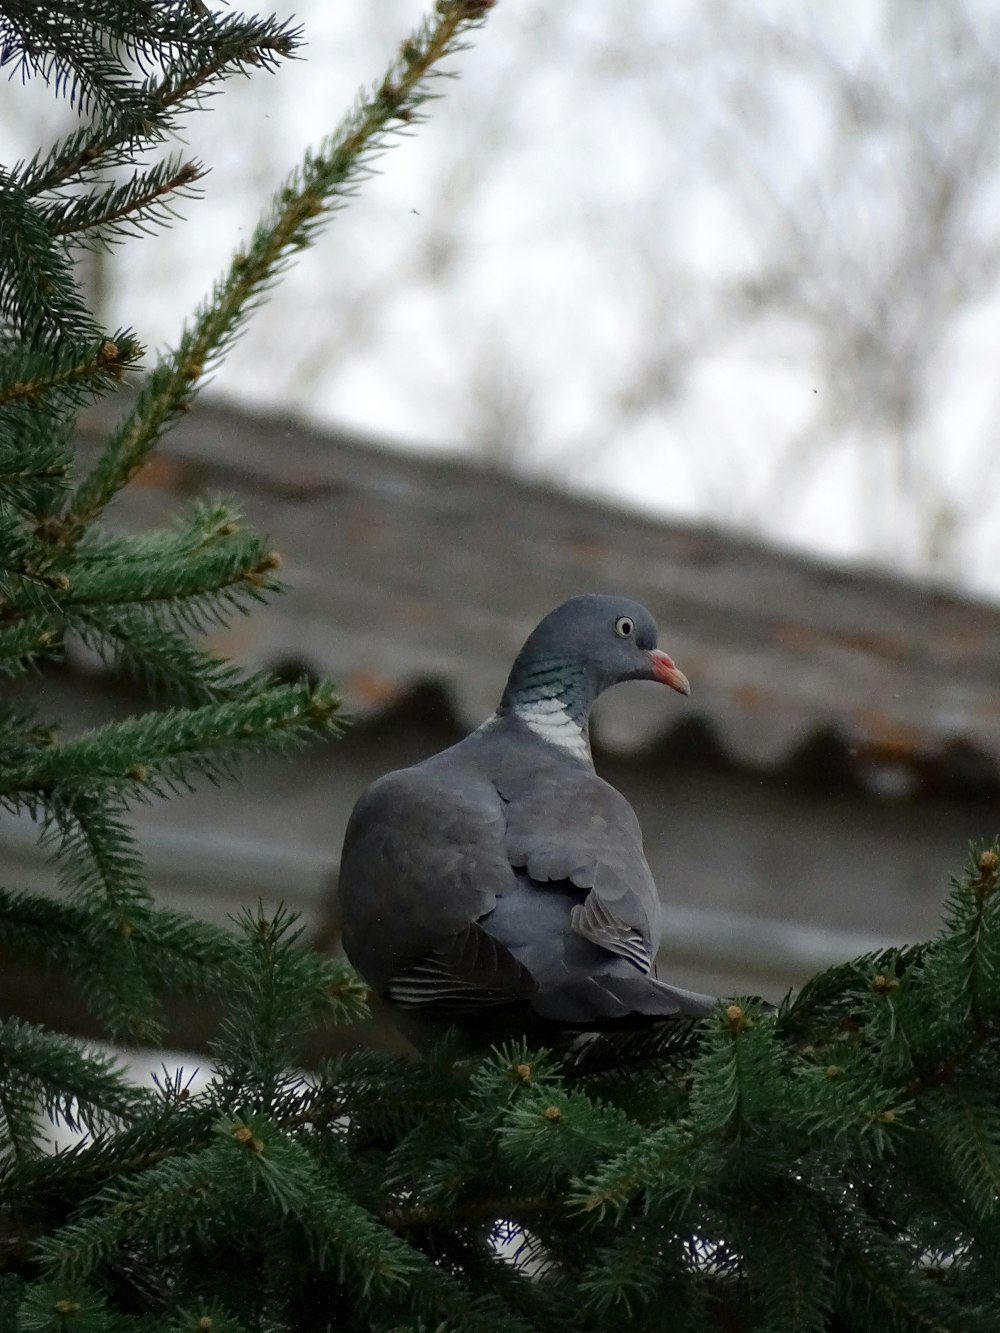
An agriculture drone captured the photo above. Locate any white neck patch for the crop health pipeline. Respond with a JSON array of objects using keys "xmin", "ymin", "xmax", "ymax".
[{"xmin": 510, "ymin": 697, "xmax": 591, "ymax": 761}]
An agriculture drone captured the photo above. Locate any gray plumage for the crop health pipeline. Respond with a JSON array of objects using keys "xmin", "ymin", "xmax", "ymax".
[{"xmin": 338, "ymin": 594, "xmax": 716, "ymax": 1042}]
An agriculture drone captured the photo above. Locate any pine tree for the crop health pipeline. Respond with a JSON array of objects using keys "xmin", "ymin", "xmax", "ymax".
[{"xmin": 3, "ymin": 4, "xmax": 1000, "ymax": 1331}]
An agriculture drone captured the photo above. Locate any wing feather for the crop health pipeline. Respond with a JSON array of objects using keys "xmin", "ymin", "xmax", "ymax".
[
  {"xmin": 387, "ymin": 922, "xmax": 536, "ymax": 1011},
  {"xmin": 570, "ymin": 893, "xmax": 652, "ymax": 971},
  {"xmin": 339, "ymin": 763, "xmax": 517, "ymax": 992},
  {"xmin": 498, "ymin": 757, "xmax": 662, "ymax": 970}
]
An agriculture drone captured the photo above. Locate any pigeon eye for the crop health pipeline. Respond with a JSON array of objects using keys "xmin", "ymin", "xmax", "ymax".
[{"xmin": 614, "ymin": 616, "xmax": 635, "ymax": 638}]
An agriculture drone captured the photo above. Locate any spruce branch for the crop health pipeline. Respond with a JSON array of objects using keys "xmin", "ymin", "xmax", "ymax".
[
  {"xmin": 75, "ymin": 496, "xmax": 253, "ymax": 561},
  {"xmin": 62, "ymin": 496, "xmax": 264, "ymax": 590},
  {"xmin": 18, "ymin": 14, "xmax": 303, "ymax": 200},
  {"xmin": 937, "ymin": 844, "xmax": 1000, "ymax": 1028},
  {"xmin": 0, "ymin": 1058, "xmax": 39, "ymax": 1168},
  {"xmin": 831, "ymin": 1198, "xmax": 997, "ymax": 1333},
  {"xmin": 32, "ymin": 1140, "xmax": 242, "ymax": 1286},
  {"xmin": 776, "ymin": 940, "xmax": 928, "ymax": 1043},
  {"xmin": 42, "ymin": 157, "xmax": 206, "ymax": 246},
  {"xmin": 559, "ymin": 1018, "xmax": 705, "ymax": 1085},
  {"xmin": 1, "ymin": 1078, "xmax": 217, "ymax": 1233},
  {"xmin": 210, "ymin": 907, "xmax": 369, "ymax": 1117},
  {"xmin": 54, "ymin": 536, "xmax": 283, "ymax": 623},
  {"xmin": 927, "ymin": 1081, "xmax": 1000, "ymax": 1220},
  {"xmin": 0, "ymin": 532, "xmax": 72, "ymax": 613},
  {"xmin": 74, "ymin": 614, "xmax": 259, "ymax": 706},
  {"xmin": 12, "ymin": 1278, "xmax": 115, "ymax": 1330},
  {"xmin": 0, "ymin": 617, "xmax": 61, "ymax": 677},
  {"xmin": 0, "ymin": 507, "xmax": 47, "ymax": 583},
  {"xmin": 576, "ymin": 1226, "xmax": 691, "ymax": 1325},
  {"xmin": 687, "ymin": 1001, "xmax": 783, "ymax": 1141},
  {"xmin": 165, "ymin": 1303, "xmax": 250, "ymax": 1333},
  {"xmin": 734, "ymin": 1198, "xmax": 835, "ymax": 1333},
  {"xmin": 310, "ymin": 1046, "xmax": 462, "ymax": 1137},
  {"xmin": 496, "ymin": 1085, "xmax": 643, "ymax": 1193},
  {"xmin": 572, "ymin": 1119, "xmax": 701, "ymax": 1221},
  {"xmin": 0, "ymin": 1018, "xmax": 149, "ymax": 1151},
  {"xmin": 0, "ymin": 887, "xmax": 242, "ymax": 1005},
  {"xmin": 62, "ymin": 0, "xmax": 498, "ymax": 539},
  {"xmin": 1, "ymin": 1, "xmax": 298, "ymax": 124},
  {"xmin": 0, "ymin": 1278, "xmax": 21, "ymax": 1327},
  {"xmin": 0, "ymin": 433, "xmax": 72, "ymax": 502},
  {"xmin": 0, "ymin": 333, "xmax": 140, "ymax": 409},
  {"xmin": 0, "ymin": 403, "xmax": 75, "ymax": 520},
  {"xmin": 2, "ymin": 519, "xmax": 283, "ymax": 645},
  {"xmin": 0, "ymin": 701, "xmax": 58, "ymax": 766},
  {"xmin": 41, "ymin": 792, "xmax": 150, "ymax": 916},
  {"xmin": 27, "ymin": 797, "xmax": 174, "ymax": 1040},
  {"xmin": 227, "ymin": 1128, "xmax": 427, "ymax": 1295},
  {"xmin": 1, "ymin": 680, "xmax": 341, "ymax": 802},
  {"xmin": 0, "ymin": 178, "xmax": 101, "ymax": 349},
  {"xmin": 0, "ymin": 0, "xmax": 143, "ymax": 119}
]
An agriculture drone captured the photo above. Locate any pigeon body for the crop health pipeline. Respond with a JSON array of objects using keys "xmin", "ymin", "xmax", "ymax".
[{"xmin": 338, "ymin": 595, "xmax": 716, "ymax": 1042}]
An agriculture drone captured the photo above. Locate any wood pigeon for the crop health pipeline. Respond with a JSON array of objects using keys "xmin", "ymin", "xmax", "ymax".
[{"xmin": 338, "ymin": 594, "xmax": 716, "ymax": 1044}]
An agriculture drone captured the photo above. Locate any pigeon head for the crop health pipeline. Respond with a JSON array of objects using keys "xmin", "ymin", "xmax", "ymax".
[{"xmin": 499, "ymin": 594, "xmax": 689, "ymax": 725}]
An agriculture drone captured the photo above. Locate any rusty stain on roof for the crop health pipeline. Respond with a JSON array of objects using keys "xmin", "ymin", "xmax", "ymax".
[
  {"xmin": 731, "ymin": 683, "xmax": 769, "ymax": 711},
  {"xmin": 346, "ymin": 671, "xmax": 406, "ymax": 707},
  {"xmin": 134, "ymin": 454, "xmax": 187, "ymax": 490},
  {"xmin": 771, "ymin": 623, "xmax": 824, "ymax": 653}
]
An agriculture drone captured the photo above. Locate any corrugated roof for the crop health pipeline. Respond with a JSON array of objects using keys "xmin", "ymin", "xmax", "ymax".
[{"xmin": 78, "ymin": 395, "xmax": 1000, "ymax": 785}]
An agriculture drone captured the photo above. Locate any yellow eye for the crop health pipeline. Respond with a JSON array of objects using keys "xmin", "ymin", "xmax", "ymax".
[{"xmin": 614, "ymin": 616, "xmax": 635, "ymax": 638}]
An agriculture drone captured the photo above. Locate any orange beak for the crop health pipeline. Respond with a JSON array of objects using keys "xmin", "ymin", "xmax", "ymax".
[{"xmin": 648, "ymin": 649, "xmax": 690, "ymax": 696}]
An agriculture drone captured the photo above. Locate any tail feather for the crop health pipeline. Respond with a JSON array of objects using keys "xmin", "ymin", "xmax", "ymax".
[{"xmin": 530, "ymin": 970, "xmax": 717, "ymax": 1026}]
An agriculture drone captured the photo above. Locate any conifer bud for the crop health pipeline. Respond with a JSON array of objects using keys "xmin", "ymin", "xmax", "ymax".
[
  {"xmin": 308, "ymin": 692, "xmax": 337, "ymax": 720},
  {"xmin": 102, "ymin": 340, "xmax": 127, "ymax": 380},
  {"xmin": 512, "ymin": 1063, "xmax": 532, "ymax": 1082},
  {"xmin": 232, "ymin": 1124, "xmax": 264, "ymax": 1153},
  {"xmin": 34, "ymin": 516, "xmax": 62, "ymax": 544},
  {"xmin": 871, "ymin": 973, "xmax": 899, "ymax": 994},
  {"xmin": 543, "ymin": 1105, "xmax": 561, "ymax": 1122},
  {"xmin": 378, "ymin": 79, "xmax": 402, "ymax": 109},
  {"xmin": 442, "ymin": 0, "xmax": 497, "ymax": 16},
  {"xmin": 54, "ymin": 1299, "xmax": 81, "ymax": 1314},
  {"xmin": 245, "ymin": 551, "xmax": 282, "ymax": 586}
]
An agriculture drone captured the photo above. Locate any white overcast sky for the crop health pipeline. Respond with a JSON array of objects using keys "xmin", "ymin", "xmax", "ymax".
[{"xmin": 4, "ymin": 2, "xmax": 1000, "ymax": 596}]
